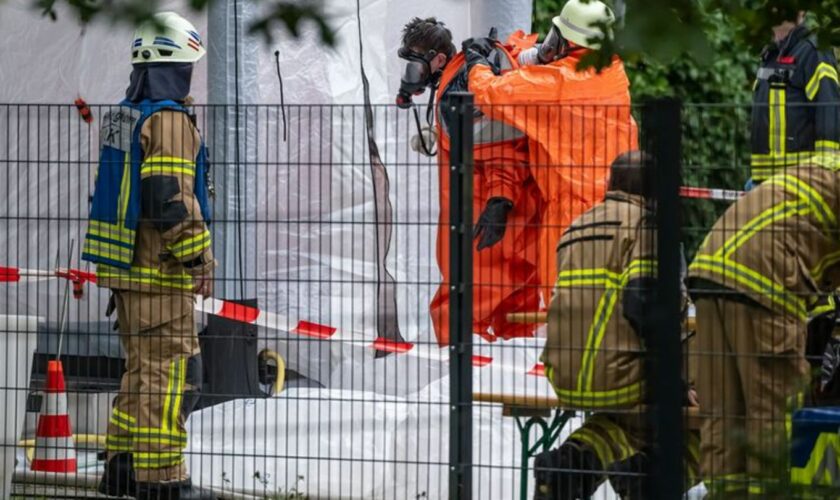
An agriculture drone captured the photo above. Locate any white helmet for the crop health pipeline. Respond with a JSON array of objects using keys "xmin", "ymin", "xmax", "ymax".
[
  {"xmin": 553, "ymin": 0, "xmax": 615, "ymax": 50},
  {"xmin": 131, "ymin": 12, "xmax": 206, "ymax": 64}
]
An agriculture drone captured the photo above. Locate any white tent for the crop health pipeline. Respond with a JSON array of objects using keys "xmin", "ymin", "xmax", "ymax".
[{"xmin": 0, "ymin": 1, "xmax": 610, "ymax": 498}]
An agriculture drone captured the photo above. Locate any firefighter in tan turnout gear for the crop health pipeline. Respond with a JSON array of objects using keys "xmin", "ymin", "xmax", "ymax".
[
  {"xmin": 688, "ymin": 153, "xmax": 840, "ymax": 496},
  {"xmin": 535, "ymin": 152, "xmax": 699, "ymax": 499},
  {"xmin": 81, "ymin": 12, "xmax": 216, "ymax": 500}
]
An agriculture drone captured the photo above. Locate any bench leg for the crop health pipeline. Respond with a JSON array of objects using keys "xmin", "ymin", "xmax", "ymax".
[{"xmin": 516, "ymin": 410, "xmax": 574, "ymax": 500}]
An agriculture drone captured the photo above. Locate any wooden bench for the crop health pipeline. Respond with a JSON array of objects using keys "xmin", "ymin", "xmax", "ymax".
[
  {"xmin": 474, "ymin": 391, "xmax": 702, "ymax": 500},
  {"xmin": 506, "ymin": 312, "xmax": 697, "ymax": 331}
]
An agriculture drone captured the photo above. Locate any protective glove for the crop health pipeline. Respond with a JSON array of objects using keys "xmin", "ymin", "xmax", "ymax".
[
  {"xmin": 460, "ymin": 27, "xmax": 498, "ymax": 58},
  {"xmin": 744, "ymin": 178, "xmax": 755, "ymax": 191},
  {"xmin": 474, "ymin": 197, "xmax": 514, "ymax": 251},
  {"xmin": 465, "ymin": 49, "xmax": 497, "ymax": 75}
]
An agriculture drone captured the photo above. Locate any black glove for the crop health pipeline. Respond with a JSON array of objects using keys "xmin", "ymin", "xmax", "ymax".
[{"xmin": 474, "ymin": 197, "xmax": 514, "ymax": 251}]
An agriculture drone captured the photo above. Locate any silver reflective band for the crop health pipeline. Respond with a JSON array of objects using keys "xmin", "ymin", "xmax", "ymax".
[{"xmin": 560, "ymin": 15, "xmax": 602, "ymax": 39}]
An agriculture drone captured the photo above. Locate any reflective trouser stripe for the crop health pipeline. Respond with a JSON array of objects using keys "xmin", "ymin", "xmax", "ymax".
[{"xmin": 162, "ymin": 358, "xmax": 187, "ymax": 434}]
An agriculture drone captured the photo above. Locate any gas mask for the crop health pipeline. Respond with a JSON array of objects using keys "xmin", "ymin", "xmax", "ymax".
[
  {"xmin": 396, "ymin": 47, "xmax": 442, "ymax": 109},
  {"xmin": 517, "ymin": 25, "xmax": 575, "ymax": 66}
]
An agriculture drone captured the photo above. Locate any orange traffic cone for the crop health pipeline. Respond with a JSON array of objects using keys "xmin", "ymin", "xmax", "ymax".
[{"xmin": 30, "ymin": 360, "xmax": 77, "ymax": 473}]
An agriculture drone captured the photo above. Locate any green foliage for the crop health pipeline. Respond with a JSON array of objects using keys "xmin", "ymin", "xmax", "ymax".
[
  {"xmin": 629, "ymin": 8, "xmax": 756, "ymax": 257},
  {"xmin": 31, "ymin": 0, "xmax": 335, "ymax": 46}
]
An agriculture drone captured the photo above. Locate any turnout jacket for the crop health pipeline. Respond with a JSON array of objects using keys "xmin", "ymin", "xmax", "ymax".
[
  {"xmin": 690, "ymin": 154, "xmax": 840, "ymax": 322},
  {"xmin": 541, "ymin": 191, "xmax": 655, "ymax": 409},
  {"xmin": 750, "ymin": 26, "xmax": 840, "ymax": 182},
  {"xmin": 83, "ymin": 100, "xmax": 215, "ymax": 294}
]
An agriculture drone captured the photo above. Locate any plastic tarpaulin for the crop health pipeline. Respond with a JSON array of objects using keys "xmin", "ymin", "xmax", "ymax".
[{"xmin": 0, "ymin": 0, "xmax": 532, "ymax": 384}]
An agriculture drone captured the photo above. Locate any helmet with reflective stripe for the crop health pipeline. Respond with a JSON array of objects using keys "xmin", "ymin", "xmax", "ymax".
[
  {"xmin": 553, "ymin": 0, "xmax": 615, "ymax": 50},
  {"xmin": 132, "ymin": 12, "xmax": 206, "ymax": 64}
]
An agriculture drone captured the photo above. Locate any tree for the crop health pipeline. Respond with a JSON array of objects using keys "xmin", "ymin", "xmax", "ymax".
[{"xmin": 29, "ymin": 0, "xmax": 334, "ymax": 45}]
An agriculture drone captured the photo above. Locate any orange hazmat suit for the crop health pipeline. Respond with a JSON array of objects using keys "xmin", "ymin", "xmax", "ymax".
[
  {"xmin": 430, "ymin": 33, "xmax": 544, "ymax": 346},
  {"xmin": 467, "ymin": 50, "xmax": 639, "ymax": 296}
]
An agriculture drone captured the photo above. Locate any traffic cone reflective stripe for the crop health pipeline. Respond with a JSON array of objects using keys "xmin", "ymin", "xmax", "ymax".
[{"xmin": 31, "ymin": 360, "xmax": 77, "ymax": 473}]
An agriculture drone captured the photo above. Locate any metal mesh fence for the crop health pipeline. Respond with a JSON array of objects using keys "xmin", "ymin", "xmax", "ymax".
[{"xmin": 0, "ymin": 100, "xmax": 839, "ymax": 499}]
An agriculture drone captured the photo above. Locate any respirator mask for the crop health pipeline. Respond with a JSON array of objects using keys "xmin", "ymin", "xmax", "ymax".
[
  {"xmin": 518, "ymin": 24, "xmax": 576, "ymax": 66},
  {"xmin": 396, "ymin": 47, "xmax": 441, "ymax": 109}
]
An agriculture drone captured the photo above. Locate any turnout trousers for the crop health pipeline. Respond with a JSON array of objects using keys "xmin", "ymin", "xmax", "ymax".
[
  {"xmin": 105, "ymin": 291, "xmax": 201, "ymax": 483},
  {"xmin": 694, "ymin": 297, "xmax": 809, "ymax": 496}
]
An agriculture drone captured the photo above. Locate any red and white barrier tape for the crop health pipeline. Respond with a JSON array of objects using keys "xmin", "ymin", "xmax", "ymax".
[
  {"xmin": 679, "ymin": 186, "xmax": 745, "ymax": 201},
  {"xmin": 2, "ymin": 266, "xmax": 548, "ymax": 375}
]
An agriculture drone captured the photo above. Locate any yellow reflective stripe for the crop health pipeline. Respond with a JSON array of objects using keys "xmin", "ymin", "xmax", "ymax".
[
  {"xmin": 133, "ymin": 435, "xmax": 188, "ymax": 446},
  {"xmin": 141, "ymin": 166, "xmax": 195, "ymax": 176},
  {"xmin": 571, "ymin": 425, "xmax": 615, "ymax": 465},
  {"xmin": 750, "ymin": 152, "xmax": 811, "ymax": 166},
  {"xmin": 717, "ymin": 201, "xmax": 808, "ymax": 258},
  {"xmin": 169, "ymin": 230, "xmax": 211, "ymax": 259},
  {"xmin": 812, "ymin": 248, "xmax": 840, "ymax": 280},
  {"xmin": 118, "ymin": 154, "xmax": 131, "ymax": 226},
  {"xmin": 816, "ymin": 140, "xmax": 840, "ymax": 154},
  {"xmin": 144, "ymin": 156, "xmax": 195, "ymax": 165},
  {"xmin": 113, "ymin": 408, "xmax": 136, "ymax": 424},
  {"xmin": 105, "ymin": 434, "xmax": 133, "ymax": 452},
  {"xmin": 553, "ymin": 382, "xmax": 643, "ymax": 408},
  {"xmin": 133, "ymin": 427, "xmax": 187, "ymax": 438},
  {"xmin": 806, "ymin": 62, "xmax": 840, "ymax": 101},
  {"xmin": 769, "ymin": 88, "xmax": 786, "ymax": 155},
  {"xmin": 555, "ymin": 268, "xmax": 619, "ymax": 288},
  {"xmin": 769, "ymin": 174, "xmax": 837, "ymax": 233},
  {"xmin": 97, "ymin": 264, "xmax": 193, "ymax": 289},
  {"xmin": 791, "ymin": 432, "xmax": 840, "ymax": 485},
  {"xmin": 690, "ymin": 255, "xmax": 807, "ymax": 319},
  {"xmin": 579, "ymin": 290, "xmax": 619, "ymax": 391},
  {"xmin": 87, "ymin": 220, "xmax": 136, "ymax": 245},
  {"xmin": 109, "ymin": 407, "xmax": 137, "ymax": 432},
  {"xmin": 169, "ymin": 358, "xmax": 187, "ymax": 432},
  {"xmin": 596, "ymin": 417, "xmax": 636, "ymax": 461},
  {"xmin": 132, "ymin": 451, "xmax": 185, "ymax": 469},
  {"xmin": 811, "ymin": 152, "xmax": 840, "ymax": 170},
  {"xmin": 558, "ymin": 260, "xmax": 656, "ymax": 395},
  {"xmin": 160, "ymin": 358, "xmax": 186, "ymax": 433},
  {"xmin": 83, "ymin": 240, "xmax": 134, "ymax": 262},
  {"xmin": 141, "ymin": 156, "xmax": 196, "ymax": 177},
  {"xmin": 161, "ymin": 360, "xmax": 177, "ymax": 432},
  {"xmin": 622, "ymin": 259, "xmax": 656, "ymax": 283}
]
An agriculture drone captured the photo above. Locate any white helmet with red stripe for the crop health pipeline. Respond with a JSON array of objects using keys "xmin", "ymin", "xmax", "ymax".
[{"xmin": 131, "ymin": 12, "xmax": 205, "ymax": 64}]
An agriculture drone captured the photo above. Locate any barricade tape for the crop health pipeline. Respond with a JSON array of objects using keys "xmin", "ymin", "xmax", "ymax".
[
  {"xmin": 1, "ymin": 265, "xmax": 548, "ymax": 376},
  {"xmin": 679, "ymin": 186, "xmax": 745, "ymax": 201}
]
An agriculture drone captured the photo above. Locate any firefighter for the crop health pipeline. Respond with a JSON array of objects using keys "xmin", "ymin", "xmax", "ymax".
[
  {"xmin": 535, "ymin": 152, "xmax": 699, "ymax": 499},
  {"xmin": 397, "ymin": 18, "xmax": 545, "ymax": 345},
  {"xmin": 688, "ymin": 153, "xmax": 840, "ymax": 495},
  {"xmin": 748, "ymin": 10, "xmax": 840, "ymax": 185},
  {"xmin": 463, "ymin": 0, "xmax": 638, "ymax": 299},
  {"xmin": 81, "ymin": 12, "xmax": 216, "ymax": 500}
]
